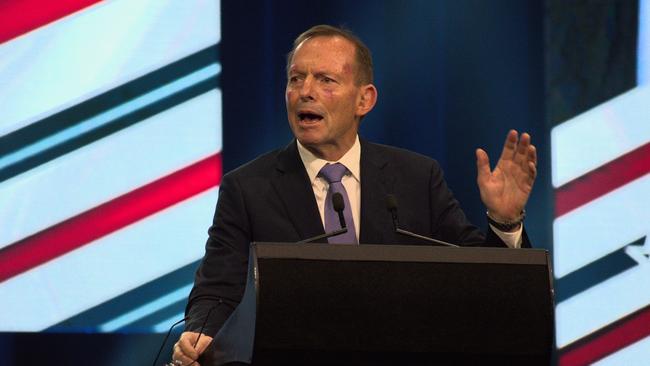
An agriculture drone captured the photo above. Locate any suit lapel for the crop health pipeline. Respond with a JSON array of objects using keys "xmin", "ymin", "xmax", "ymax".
[
  {"xmin": 359, "ymin": 140, "xmax": 394, "ymax": 244},
  {"xmin": 271, "ymin": 140, "xmax": 326, "ymax": 241}
]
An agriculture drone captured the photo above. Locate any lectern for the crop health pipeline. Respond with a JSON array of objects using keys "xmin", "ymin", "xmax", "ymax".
[{"xmin": 206, "ymin": 243, "xmax": 554, "ymax": 365}]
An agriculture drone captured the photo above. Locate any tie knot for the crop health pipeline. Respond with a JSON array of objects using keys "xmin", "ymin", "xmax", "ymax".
[{"xmin": 319, "ymin": 163, "xmax": 348, "ymax": 183}]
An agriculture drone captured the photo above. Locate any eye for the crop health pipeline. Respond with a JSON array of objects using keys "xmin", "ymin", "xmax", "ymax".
[
  {"xmin": 288, "ymin": 75, "xmax": 303, "ymax": 83},
  {"xmin": 321, "ymin": 76, "xmax": 335, "ymax": 83}
]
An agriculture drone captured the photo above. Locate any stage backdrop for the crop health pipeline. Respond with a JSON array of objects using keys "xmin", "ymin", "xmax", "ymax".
[
  {"xmin": 5, "ymin": 0, "xmax": 647, "ymax": 365},
  {"xmin": 0, "ymin": 0, "xmax": 222, "ymax": 334},
  {"xmin": 547, "ymin": 0, "xmax": 650, "ymax": 364}
]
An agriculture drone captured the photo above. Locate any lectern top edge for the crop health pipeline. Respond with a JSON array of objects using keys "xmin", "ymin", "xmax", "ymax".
[{"xmin": 251, "ymin": 242, "xmax": 549, "ymax": 266}]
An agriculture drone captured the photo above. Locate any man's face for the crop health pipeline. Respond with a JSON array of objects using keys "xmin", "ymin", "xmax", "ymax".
[{"xmin": 286, "ymin": 36, "xmax": 366, "ymax": 157}]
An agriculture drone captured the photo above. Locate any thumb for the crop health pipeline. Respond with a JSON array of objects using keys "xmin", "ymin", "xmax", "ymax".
[
  {"xmin": 195, "ymin": 335, "xmax": 214, "ymax": 354},
  {"xmin": 476, "ymin": 148, "xmax": 491, "ymax": 184}
]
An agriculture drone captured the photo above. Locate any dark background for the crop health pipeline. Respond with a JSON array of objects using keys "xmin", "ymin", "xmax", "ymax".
[
  {"xmin": 221, "ymin": 0, "xmax": 548, "ymax": 246},
  {"xmin": 0, "ymin": 0, "xmax": 551, "ymax": 364}
]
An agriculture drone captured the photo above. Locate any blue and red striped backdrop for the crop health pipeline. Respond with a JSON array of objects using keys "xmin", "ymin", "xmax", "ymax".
[
  {"xmin": 0, "ymin": 0, "xmax": 221, "ymax": 333},
  {"xmin": 552, "ymin": 0, "xmax": 650, "ymax": 364}
]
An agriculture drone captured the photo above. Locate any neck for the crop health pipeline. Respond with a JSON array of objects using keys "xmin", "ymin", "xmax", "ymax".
[{"xmin": 303, "ymin": 140, "xmax": 354, "ymax": 161}]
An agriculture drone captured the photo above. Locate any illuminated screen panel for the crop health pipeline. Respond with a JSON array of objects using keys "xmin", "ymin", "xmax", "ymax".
[
  {"xmin": 552, "ymin": 0, "xmax": 650, "ymax": 364},
  {"xmin": 0, "ymin": 0, "xmax": 221, "ymax": 333}
]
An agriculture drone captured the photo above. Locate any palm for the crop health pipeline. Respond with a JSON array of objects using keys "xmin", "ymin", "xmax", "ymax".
[{"xmin": 476, "ymin": 130, "xmax": 537, "ymax": 221}]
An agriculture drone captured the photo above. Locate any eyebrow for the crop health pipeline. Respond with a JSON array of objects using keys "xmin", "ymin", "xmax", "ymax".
[{"xmin": 313, "ymin": 71, "xmax": 335, "ymax": 78}]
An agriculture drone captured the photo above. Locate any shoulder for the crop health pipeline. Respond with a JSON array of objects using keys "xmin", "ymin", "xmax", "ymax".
[
  {"xmin": 225, "ymin": 148, "xmax": 283, "ymax": 180},
  {"xmin": 221, "ymin": 140, "xmax": 301, "ymax": 186},
  {"xmin": 216, "ymin": 148, "xmax": 285, "ymax": 202},
  {"xmin": 362, "ymin": 140, "xmax": 441, "ymax": 170}
]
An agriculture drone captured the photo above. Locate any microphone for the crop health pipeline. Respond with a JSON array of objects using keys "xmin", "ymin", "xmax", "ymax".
[
  {"xmin": 332, "ymin": 192, "xmax": 346, "ymax": 229},
  {"xmin": 297, "ymin": 192, "xmax": 348, "ymax": 244},
  {"xmin": 386, "ymin": 194, "xmax": 399, "ymax": 231},
  {"xmin": 386, "ymin": 194, "xmax": 459, "ymax": 248}
]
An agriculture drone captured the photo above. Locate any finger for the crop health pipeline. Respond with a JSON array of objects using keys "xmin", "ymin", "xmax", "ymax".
[
  {"xmin": 172, "ymin": 342, "xmax": 182, "ymax": 358},
  {"xmin": 178, "ymin": 334, "xmax": 200, "ymax": 360},
  {"xmin": 173, "ymin": 342, "xmax": 196, "ymax": 366},
  {"xmin": 174, "ymin": 352, "xmax": 195, "ymax": 366},
  {"xmin": 475, "ymin": 148, "xmax": 491, "ymax": 184},
  {"xmin": 498, "ymin": 129, "xmax": 518, "ymax": 162},
  {"xmin": 194, "ymin": 335, "xmax": 213, "ymax": 355},
  {"xmin": 513, "ymin": 132, "xmax": 531, "ymax": 164},
  {"xmin": 527, "ymin": 161, "xmax": 537, "ymax": 185},
  {"xmin": 528, "ymin": 144, "xmax": 537, "ymax": 166}
]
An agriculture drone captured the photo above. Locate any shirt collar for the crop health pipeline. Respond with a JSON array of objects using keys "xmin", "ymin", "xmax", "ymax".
[{"xmin": 297, "ymin": 136, "xmax": 361, "ymax": 183}]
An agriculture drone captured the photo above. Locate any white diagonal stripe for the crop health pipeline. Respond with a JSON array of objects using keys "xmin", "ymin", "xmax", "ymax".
[
  {"xmin": 553, "ymin": 174, "xmax": 650, "ymax": 278},
  {"xmin": 0, "ymin": 0, "xmax": 220, "ymax": 138},
  {"xmin": 550, "ymin": 86, "xmax": 650, "ymax": 188},
  {"xmin": 0, "ymin": 187, "xmax": 217, "ymax": 331},
  {"xmin": 0, "ymin": 63, "xmax": 220, "ymax": 170},
  {"xmin": 556, "ymin": 263, "xmax": 650, "ymax": 347},
  {"xmin": 0, "ymin": 89, "xmax": 221, "ymax": 249}
]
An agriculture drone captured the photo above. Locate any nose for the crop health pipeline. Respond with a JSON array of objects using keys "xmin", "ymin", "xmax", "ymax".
[{"xmin": 298, "ymin": 76, "xmax": 315, "ymax": 100}]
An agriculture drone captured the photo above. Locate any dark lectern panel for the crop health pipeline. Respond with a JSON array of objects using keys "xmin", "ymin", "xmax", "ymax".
[
  {"xmin": 212, "ymin": 244, "xmax": 553, "ymax": 365},
  {"xmin": 256, "ymin": 260, "xmax": 551, "ymax": 354},
  {"xmin": 250, "ymin": 244, "xmax": 553, "ymax": 365}
]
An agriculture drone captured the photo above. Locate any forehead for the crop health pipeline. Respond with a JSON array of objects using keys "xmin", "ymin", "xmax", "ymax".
[{"xmin": 289, "ymin": 36, "xmax": 357, "ymax": 73}]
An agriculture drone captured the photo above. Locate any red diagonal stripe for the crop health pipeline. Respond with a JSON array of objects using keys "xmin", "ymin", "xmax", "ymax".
[
  {"xmin": 555, "ymin": 142, "xmax": 650, "ymax": 217},
  {"xmin": 0, "ymin": 153, "xmax": 221, "ymax": 283},
  {"xmin": 0, "ymin": 0, "xmax": 102, "ymax": 45},
  {"xmin": 559, "ymin": 304, "xmax": 650, "ymax": 365}
]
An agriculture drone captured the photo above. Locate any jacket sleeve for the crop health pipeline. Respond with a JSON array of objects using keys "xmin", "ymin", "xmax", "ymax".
[{"xmin": 184, "ymin": 172, "xmax": 251, "ymax": 336}]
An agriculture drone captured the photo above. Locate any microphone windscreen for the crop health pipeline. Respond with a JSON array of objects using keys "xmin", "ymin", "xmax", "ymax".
[
  {"xmin": 332, "ymin": 192, "xmax": 345, "ymax": 212},
  {"xmin": 386, "ymin": 194, "xmax": 398, "ymax": 211}
]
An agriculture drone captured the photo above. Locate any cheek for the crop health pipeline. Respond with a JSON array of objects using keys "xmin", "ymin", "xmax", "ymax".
[
  {"xmin": 285, "ymin": 90, "xmax": 297, "ymax": 105},
  {"xmin": 321, "ymin": 87, "xmax": 335, "ymax": 99}
]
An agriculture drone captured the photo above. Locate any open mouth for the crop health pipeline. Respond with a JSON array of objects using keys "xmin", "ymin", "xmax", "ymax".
[{"xmin": 298, "ymin": 111, "xmax": 324, "ymax": 123}]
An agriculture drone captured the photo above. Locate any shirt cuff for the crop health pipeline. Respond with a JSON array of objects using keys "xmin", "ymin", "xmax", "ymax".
[{"xmin": 489, "ymin": 223, "xmax": 523, "ymax": 248}]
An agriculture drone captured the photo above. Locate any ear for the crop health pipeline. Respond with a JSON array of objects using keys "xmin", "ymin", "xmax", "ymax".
[{"xmin": 356, "ymin": 84, "xmax": 378, "ymax": 117}]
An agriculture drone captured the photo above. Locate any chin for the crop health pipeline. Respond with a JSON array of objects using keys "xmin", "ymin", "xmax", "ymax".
[
  {"xmin": 296, "ymin": 136, "xmax": 322, "ymax": 147},
  {"xmin": 294, "ymin": 129, "xmax": 323, "ymax": 145}
]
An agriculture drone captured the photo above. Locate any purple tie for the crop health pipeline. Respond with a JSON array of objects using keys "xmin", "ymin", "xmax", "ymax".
[{"xmin": 319, "ymin": 163, "xmax": 358, "ymax": 244}]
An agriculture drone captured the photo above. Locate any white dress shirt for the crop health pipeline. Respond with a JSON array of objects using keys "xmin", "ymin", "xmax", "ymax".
[
  {"xmin": 297, "ymin": 137, "xmax": 362, "ymax": 241},
  {"xmin": 296, "ymin": 136, "xmax": 522, "ymax": 248}
]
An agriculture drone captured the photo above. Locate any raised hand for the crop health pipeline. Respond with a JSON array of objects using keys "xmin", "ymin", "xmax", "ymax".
[{"xmin": 476, "ymin": 130, "xmax": 537, "ymax": 224}]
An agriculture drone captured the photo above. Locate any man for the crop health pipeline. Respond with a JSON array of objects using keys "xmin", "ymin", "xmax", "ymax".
[{"xmin": 172, "ymin": 24, "xmax": 537, "ymax": 365}]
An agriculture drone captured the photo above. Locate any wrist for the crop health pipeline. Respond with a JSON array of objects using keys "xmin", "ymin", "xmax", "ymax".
[{"xmin": 486, "ymin": 209, "xmax": 525, "ymax": 232}]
